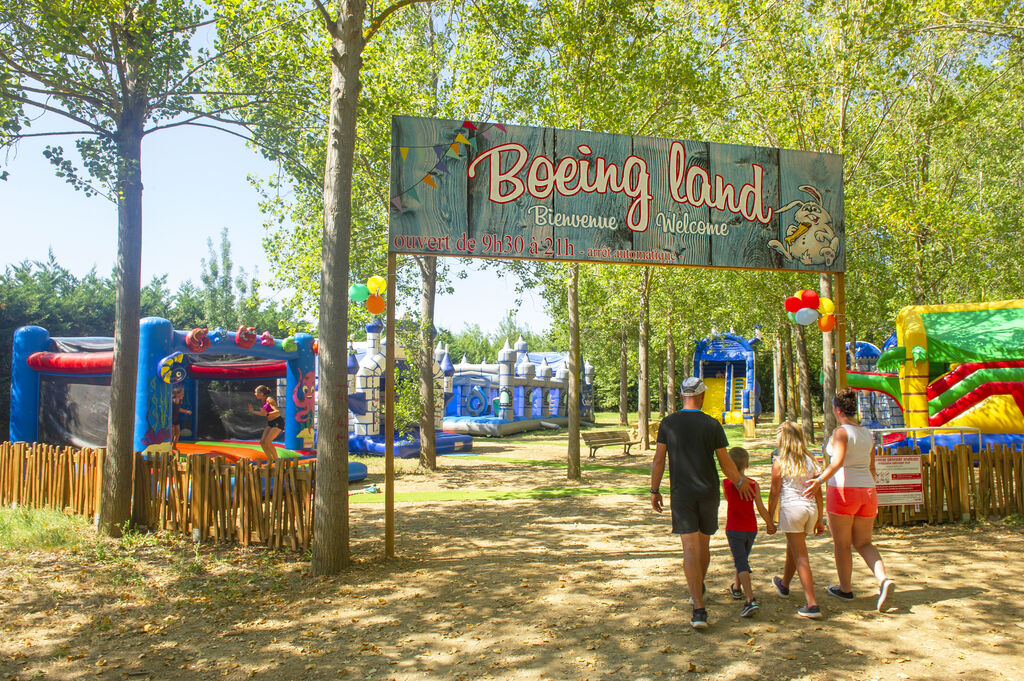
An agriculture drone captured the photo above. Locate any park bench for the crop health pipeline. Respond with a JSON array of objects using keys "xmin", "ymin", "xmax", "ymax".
[{"xmin": 581, "ymin": 430, "xmax": 640, "ymax": 459}]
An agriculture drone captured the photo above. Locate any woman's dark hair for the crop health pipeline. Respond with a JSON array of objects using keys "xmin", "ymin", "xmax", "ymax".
[
  {"xmin": 833, "ymin": 387, "xmax": 858, "ymax": 417},
  {"xmin": 255, "ymin": 385, "xmax": 272, "ymax": 397}
]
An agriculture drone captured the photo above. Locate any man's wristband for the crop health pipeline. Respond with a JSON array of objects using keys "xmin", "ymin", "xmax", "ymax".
[{"xmin": 649, "ymin": 488, "xmax": 660, "ymax": 495}]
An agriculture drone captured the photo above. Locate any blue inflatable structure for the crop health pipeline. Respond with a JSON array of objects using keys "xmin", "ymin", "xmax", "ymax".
[{"xmin": 692, "ymin": 330, "xmax": 762, "ymax": 427}]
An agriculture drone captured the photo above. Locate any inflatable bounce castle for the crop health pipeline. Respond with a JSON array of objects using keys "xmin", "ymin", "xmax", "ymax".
[
  {"xmin": 346, "ymin": 319, "xmax": 471, "ymax": 457},
  {"xmin": 692, "ymin": 330, "xmax": 762, "ymax": 428},
  {"xmin": 844, "ymin": 338, "xmax": 904, "ymax": 430},
  {"xmin": 845, "ymin": 299, "xmax": 1024, "ymax": 451},
  {"xmin": 10, "ymin": 317, "xmax": 469, "ymax": 463},
  {"xmin": 442, "ymin": 336, "xmax": 595, "ymax": 436}
]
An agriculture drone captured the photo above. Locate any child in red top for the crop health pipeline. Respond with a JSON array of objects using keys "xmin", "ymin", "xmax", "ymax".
[{"xmin": 724, "ymin": 446, "xmax": 775, "ymax": 617}]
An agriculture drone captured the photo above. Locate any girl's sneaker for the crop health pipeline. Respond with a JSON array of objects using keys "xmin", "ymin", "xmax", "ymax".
[
  {"xmin": 729, "ymin": 584, "xmax": 744, "ymax": 600},
  {"xmin": 797, "ymin": 604, "xmax": 822, "ymax": 618},
  {"xmin": 877, "ymin": 579, "xmax": 895, "ymax": 612},
  {"xmin": 772, "ymin": 576, "xmax": 790, "ymax": 597},
  {"xmin": 740, "ymin": 600, "xmax": 759, "ymax": 617},
  {"xmin": 827, "ymin": 585, "xmax": 854, "ymax": 601}
]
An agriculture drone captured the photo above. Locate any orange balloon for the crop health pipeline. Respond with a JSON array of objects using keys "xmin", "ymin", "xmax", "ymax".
[
  {"xmin": 817, "ymin": 314, "xmax": 836, "ymax": 332},
  {"xmin": 366, "ymin": 294, "xmax": 385, "ymax": 315}
]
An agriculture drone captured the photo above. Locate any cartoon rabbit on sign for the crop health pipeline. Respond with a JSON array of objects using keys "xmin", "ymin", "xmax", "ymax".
[{"xmin": 767, "ymin": 185, "xmax": 840, "ymax": 266}]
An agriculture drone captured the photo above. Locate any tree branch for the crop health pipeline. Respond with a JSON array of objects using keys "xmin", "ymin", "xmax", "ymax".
[
  {"xmin": 144, "ymin": 120, "xmax": 320, "ymax": 187},
  {"xmin": 310, "ymin": 0, "xmax": 340, "ymax": 38},
  {"xmin": 364, "ymin": 0, "xmax": 433, "ymax": 43},
  {"xmin": 162, "ymin": 8, "xmax": 316, "ymax": 97},
  {"xmin": 6, "ymin": 130, "xmax": 103, "ymax": 139},
  {"xmin": 1, "ymin": 92, "xmax": 109, "ymax": 136}
]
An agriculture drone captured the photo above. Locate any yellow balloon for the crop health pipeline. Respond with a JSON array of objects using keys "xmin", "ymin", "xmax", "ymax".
[
  {"xmin": 366, "ymin": 275, "xmax": 387, "ymax": 295},
  {"xmin": 817, "ymin": 297, "xmax": 835, "ymax": 315}
]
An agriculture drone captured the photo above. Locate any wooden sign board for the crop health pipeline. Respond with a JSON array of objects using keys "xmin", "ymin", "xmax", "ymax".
[{"xmin": 390, "ymin": 116, "xmax": 844, "ymax": 272}]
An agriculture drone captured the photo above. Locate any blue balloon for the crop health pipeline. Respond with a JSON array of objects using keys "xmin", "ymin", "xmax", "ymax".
[{"xmin": 795, "ymin": 307, "xmax": 819, "ymax": 326}]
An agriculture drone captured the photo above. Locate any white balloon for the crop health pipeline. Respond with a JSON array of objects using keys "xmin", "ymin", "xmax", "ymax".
[{"xmin": 795, "ymin": 307, "xmax": 819, "ymax": 325}]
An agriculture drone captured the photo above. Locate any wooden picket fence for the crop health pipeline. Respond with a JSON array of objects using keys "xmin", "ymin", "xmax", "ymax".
[
  {"xmin": 132, "ymin": 453, "xmax": 316, "ymax": 551},
  {"xmin": 0, "ymin": 442, "xmax": 315, "ymax": 552},
  {"xmin": 876, "ymin": 444, "xmax": 1023, "ymax": 526},
  {"xmin": 0, "ymin": 442, "xmax": 104, "ymax": 517}
]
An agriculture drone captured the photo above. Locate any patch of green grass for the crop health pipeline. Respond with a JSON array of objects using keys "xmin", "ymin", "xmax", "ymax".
[
  {"xmin": 0, "ymin": 506, "xmax": 92, "ymax": 552},
  {"xmin": 1002, "ymin": 514, "xmax": 1024, "ymax": 526}
]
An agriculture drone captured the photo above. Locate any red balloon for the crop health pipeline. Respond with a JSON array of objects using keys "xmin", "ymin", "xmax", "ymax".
[
  {"xmin": 800, "ymin": 289, "xmax": 820, "ymax": 310},
  {"xmin": 784, "ymin": 296, "xmax": 803, "ymax": 313},
  {"xmin": 818, "ymin": 314, "xmax": 836, "ymax": 332},
  {"xmin": 366, "ymin": 294, "xmax": 385, "ymax": 315}
]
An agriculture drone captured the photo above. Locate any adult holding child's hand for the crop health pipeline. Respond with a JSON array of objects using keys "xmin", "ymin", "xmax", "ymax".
[
  {"xmin": 649, "ymin": 377, "xmax": 752, "ymax": 630},
  {"xmin": 804, "ymin": 388, "xmax": 895, "ymax": 611}
]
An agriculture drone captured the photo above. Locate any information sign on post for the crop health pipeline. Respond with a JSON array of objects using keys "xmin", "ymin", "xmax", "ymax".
[
  {"xmin": 875, "ymin": 454, "xmax": 924, "ymax": 506},
  {"xmin": 390, "ymin": 116, "xmax": 845, "ymax": 273}
]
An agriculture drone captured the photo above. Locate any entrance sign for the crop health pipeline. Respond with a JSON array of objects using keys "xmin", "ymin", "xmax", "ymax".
[
  {"xmin": 390, "ymin": 116, "xmax": 844, "ymax": 272},
  {"xmin": 875, "ymin": 454, "xmax": 924, "ymax": 506}
]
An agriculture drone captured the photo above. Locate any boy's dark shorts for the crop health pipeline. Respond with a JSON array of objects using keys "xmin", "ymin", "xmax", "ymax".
[{"xmin": 670, "ymin": 494, "xmax": 719, "ymax": 535}]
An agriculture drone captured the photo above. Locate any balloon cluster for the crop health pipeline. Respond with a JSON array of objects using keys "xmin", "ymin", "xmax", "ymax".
[
  {"xmin": 784, "ymin": 290, "xmax": 836, "ymax": 332},
  {"xmin": 348, "ymin": 275, "xmax": 387, "ymax": 315}
]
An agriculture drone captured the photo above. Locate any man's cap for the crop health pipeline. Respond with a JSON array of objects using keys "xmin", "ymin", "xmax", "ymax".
[{"xmin": 681, "ymin": 377, "xmax": 706, "ymax": 396}]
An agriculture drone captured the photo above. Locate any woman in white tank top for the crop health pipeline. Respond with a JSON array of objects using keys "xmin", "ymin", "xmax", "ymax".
[{"xmin": 803, "ymin": 388, "xmax": 895, "ymax": 612}]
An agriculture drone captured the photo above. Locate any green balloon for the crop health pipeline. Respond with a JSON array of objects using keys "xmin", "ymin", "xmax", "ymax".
[
  {"xmin": 787, "ymin": 311, "xmax": 798, "ymax": 323},
  {"xmin": 348, "ymin": 283, "xmax": 370, "ymax": 302}
]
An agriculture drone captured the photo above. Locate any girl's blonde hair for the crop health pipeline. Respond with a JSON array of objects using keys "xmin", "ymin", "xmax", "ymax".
[{"xmin": 776, "ymin": 422, "xmax": 816, "ymax": 478}]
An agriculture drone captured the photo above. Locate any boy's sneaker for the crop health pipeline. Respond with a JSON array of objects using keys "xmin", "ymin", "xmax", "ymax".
[
  {"xmin": 740, "ymin": 600, "xmax": 759, "ymax": 617},
  {"xmin": 797, "ymin": 604, "xmax": 822, "ymax": 618},
  {"xmin": 772, "ymin": 576, "xmax": 790, "ymax": 597},
  {"xmin": 877, "ymin": 579, "xmax": 895, "ymax": 612},
  {"xmin": 729, "ymin": 584, "xmax": 744, "ymax": 600},
  {"xmin": 690, "ymin": 608, "xmax": 709, "ymax": 629},
  {"xmin": 827, "ymin": 585, "xmax": 854, "ymax": 601}
]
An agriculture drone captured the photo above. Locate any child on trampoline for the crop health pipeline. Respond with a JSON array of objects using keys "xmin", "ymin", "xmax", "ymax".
[
  {"xmin": 248, "ymin": 385, "xmax": 283, "ymax": 462},
  {"xmin": 171, "ymin": 386, "xmax": 191, "ymax": 453}
]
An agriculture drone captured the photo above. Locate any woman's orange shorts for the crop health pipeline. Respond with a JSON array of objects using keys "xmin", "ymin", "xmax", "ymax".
[{"xmin": 826, "ymin": 486, "xmax": 878, "ymax": 517}]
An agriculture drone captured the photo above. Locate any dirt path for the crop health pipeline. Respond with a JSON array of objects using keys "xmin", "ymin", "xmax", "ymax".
[{"xmin": 3, "ymin": 436, "xmax": 1022, "ymax": 681}]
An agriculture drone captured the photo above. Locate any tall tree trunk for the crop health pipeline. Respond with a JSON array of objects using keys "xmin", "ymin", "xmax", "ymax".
[
  {"xmin": 637, "ymin": 268, "xmax": 651, "ymax": 450},
  {"xmin": 99, "ymin": 121, "xmax": 144, "ymax": 537},
  {"xmin": 418, "ymin": 255, "xmax": 437, "ymax": 470},
  {"xmin": 773, "ymin": 332, "xmax": 785, "ymax": 424},
  {"xmin": 783, "ymin": 323, "xmax": 797, "ymax": 422},
  {"xmin": 567, "ymin": 264, "xmax": 581, "ymax": 480},
  {"xmin": 658, "ymin": 358, "xmax": 665, "ymax": 418},
  {"xmin": 313, "ymin": 0, "xmax": 365, "ymax": 575},
  {"xmin": 417, "ymin": 0, "xmax": 439, "ymax": 471},
  {"xmin": 618, "ymin": 327, "xmax": 629, "ymax": 426},
  {"xmin": 821, "ymin": 273, "xmax": 836, "ymax": 437},
  {"xmin": 666, "ymin": 308, "xmax": 676, "ymax": 413},
  {"xmin": 794, "ymin": 324, "xmax": 814, "ymax": 443}
]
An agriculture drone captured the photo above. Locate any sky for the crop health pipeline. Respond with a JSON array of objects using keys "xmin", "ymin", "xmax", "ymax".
[{"xmin": 0, "ymin": 123, "xmax": 552, "ymax": 337}]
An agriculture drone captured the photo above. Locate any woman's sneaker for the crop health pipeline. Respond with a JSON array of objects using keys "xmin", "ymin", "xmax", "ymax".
[
  {"xmin": 797, "ymin": 604, "xmax": 822, "ymax": 618},
  {"xmin": 772, "ymin": 576, "xmax": 790, "ymax": 597},
  {"xmin": 827, "ymin": 585, "xmax": 854, "ymax": 601},
  {"xmin": 729, "ymin": 584, "xmax": 744, "ymax": 600},
  {"xmin": 740, "ymin": 600, "xmax": 759, "ymax": 617},
  {"xmin": 877, "ymin": 579, "xmax": 895, "ymax": 612},
  {"xmin": 690, "ymin": 608, "xmax": 709, "ymax": 629}
]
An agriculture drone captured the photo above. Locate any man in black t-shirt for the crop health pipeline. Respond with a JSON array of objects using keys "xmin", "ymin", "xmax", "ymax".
[{"xmin": 650, "ymin": 377, "xmax": 753, "ymax": 629}]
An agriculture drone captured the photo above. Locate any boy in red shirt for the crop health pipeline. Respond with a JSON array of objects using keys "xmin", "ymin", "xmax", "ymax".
[{"xmin": 724, "ymin": 446, "xmax": 775, "ymax": 616}]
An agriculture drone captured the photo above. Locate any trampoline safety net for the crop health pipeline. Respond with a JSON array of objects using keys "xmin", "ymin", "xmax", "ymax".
[
  {"xmin": 38, "ymin": 375, "xmax": 111, "ymax": 449},
  {"xmin": 196, "ymin": 379, "xmax": 283, "ymax": 443}
]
